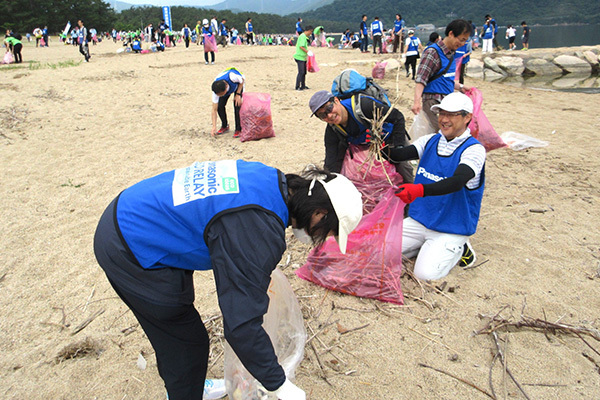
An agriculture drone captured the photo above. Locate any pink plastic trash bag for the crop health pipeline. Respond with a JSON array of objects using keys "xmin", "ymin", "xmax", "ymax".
[
  {"xmin": 307, "ymin": 51, "xmax": 319, "ymax": 73},
  {"xmin": 465, "ymin": 87, "xmax": 507, "ymax": 152},
  {"xmin": 341, "ymin": 145, "xmax": 403, "ymax": 215},
  {"xmin": 2, "ymin": 51, "xmax": 14, "ymax": 64},
  {"xmin": 239, "ymin": 92, "xmax": 275, "ymax": 142},
  {"xmin": 203, "ymin": 34, "xmax": 218, "ymax": 53},
  {"xmin": 236, "ymin": 37, "xmax": 242, "ymax": 45},
  {"xmin": 296, "ymin": 187, "xmax": 405, "ymax": 305},
  {"xmin": 372, "ymin": 62, "xmax": 387, "ymax": 79}
]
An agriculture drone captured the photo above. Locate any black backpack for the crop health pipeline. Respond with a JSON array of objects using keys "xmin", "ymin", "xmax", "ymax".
[
  {"xmin": 13, "ymin": 33, "xmax": 22, "ymax": 40},
  {"xmin": 86, "ymin": 29, "xmax": 92, "ymax": 42}
]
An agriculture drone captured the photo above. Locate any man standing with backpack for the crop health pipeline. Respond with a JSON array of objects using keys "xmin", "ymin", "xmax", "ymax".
[
  {"xmin": 411, "ymin": 19, "xmax": 472, "ymax": 131},
  {"xmin": 77, "ymin": 20, "xmax": 90, "ymax": 62}
]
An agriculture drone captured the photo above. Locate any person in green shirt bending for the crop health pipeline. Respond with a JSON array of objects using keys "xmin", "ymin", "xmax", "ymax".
[
  {"xmin": 293, "ymin": 25, "xmax": 313, "ymax": 91},
  {"xmin": 4, "ymin": 35, "xmax": 23, "ymax": 63}
]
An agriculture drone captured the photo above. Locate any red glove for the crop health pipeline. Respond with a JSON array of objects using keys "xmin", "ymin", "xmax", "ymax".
[{"xmin": 395, "ymin": 183, "xmax": 424, "ymax": 204}]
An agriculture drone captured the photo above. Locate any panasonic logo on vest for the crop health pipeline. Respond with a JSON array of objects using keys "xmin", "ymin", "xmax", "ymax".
[{"xmin": 417, "ymin": 166, "xmax": 445, "ymax": 182}]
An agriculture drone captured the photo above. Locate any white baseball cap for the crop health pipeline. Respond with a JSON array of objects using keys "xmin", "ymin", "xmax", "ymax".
[
  {"xmin": 320, "ymin": 174, "xmax": 363, "ymax": 254},
  {"xmin": 202, "ymin": 19, "xmax": 209, "ymax": 26},
  {"xmin": 430, "ymin": 92, "xmax": 473, "ymax": 114}
]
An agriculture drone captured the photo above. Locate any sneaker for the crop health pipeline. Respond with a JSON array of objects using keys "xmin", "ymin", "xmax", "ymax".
[
  {"xmin": 459, "ymin": 241, "xmax": 476, "ymax": 268},
  {"xmin": 205, "ymin": 61, "xmax": 209, "ymax": 65},
  {"xmin": 211, "ymin": 61, "xmax": 214, "ymax": 64},
  {"xmin": 233, "ymin": 130, "xmax": 241, "ymax": 138},
  {"xmin": 216, "ymin": 126, "xmax": 229, "ymax": 135}
]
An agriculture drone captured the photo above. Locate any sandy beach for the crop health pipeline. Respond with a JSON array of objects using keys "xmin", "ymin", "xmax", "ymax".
[{"xmin": 1, "ymin": 38, "xmax": 600, "ymax": 399}]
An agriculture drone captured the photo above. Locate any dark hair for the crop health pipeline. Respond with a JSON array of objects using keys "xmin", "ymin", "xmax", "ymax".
[
  {"xmin": 298, "ymin": 18, "xmax": 302, "ymax": 21},
  {"xmin": 445, "ymin": 19, "xmax": 472, "ymax": 37},
  {"xmin": 286, "ymin": 170, "xmax": 339, "ymax": 247},
  {"xmin": 485, "ymin": 14, "xmax": 491, "ymax": 19},
  {"xmin": 397, "ymin": 14, "xmax": 401, "ymax": 18},
  {"xmin": 362, "ymin": 14, "xmax": 367, "ymax": 18},
  {"xmin": 521, "ymin": 21, "xmax": 527, "ymax": 25},
  {"xmin": 211, "ymin": 80, "xmax": 227, "ymax": 94},
  {"xmin": 304, "ymin": 25, "xmax": 313, "ymax": 31},
  {"xmin": 429, "ymin": 32, "xmax": 440, "ymax": 43}
]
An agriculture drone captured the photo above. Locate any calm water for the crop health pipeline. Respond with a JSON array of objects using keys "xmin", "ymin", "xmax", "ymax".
[{"xmin": 415, "ymin": 24, "xmax": 600, "ymax": 50}]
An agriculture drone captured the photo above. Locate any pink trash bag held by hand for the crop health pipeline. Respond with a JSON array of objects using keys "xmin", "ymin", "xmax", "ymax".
[
  {"xmin": 239, "ymin": 92, "xmax": 275, "ymax": 142},
  {"xmin": 296, "ymin": 145, "xmax": 405, "ymax": 305},
  {"xmin": 465, "ymin": 87, "xmax": 506, "ymax": 151},
  {"xmin": 307, "ymin": 51, "xmax": 320, "ymax": 73}
]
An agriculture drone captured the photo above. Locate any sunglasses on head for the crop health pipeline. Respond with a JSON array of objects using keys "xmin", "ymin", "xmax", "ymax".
[{"xmin": 316, "ymin": 99, "xmax": 335, "ymax": 120}]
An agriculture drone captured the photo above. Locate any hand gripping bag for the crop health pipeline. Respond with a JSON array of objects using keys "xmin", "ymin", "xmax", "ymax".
[
  {"xmin": 296, "ymin": 145, "xmax": 405, "ymax": 305},
  {"xmin": 224, "ymin": 268, "xmax": 306, "ymax": 400},
  {"xmin": 307, "ymin": 51, "xmax": 320, "ymax": 73},
  {"xmin": 465, "ymin": 87, "xmax": 507, "ymax": 152},
  {"xmin": 239, "ymin": 92, "xmax": 275, "ymax": 142}
]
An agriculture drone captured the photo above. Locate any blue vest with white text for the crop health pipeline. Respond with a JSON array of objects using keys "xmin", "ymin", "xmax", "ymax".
[
  {"xmin": 371, "ymin": 21, "xmax": 383, "ymax": 35},
  {"xmin": 406, "ymin": 37, "xmax": 420, "ymax": 56},
  {"xmin": 214, "ymin": 68, "xmax": 242, "ymax": 96},
  {"xmin": 338, "ymin": 97, "xmax": 392, "ymax": 145},
  {"xmin": 116, "ymin": 160, "xmax": 289, "ymax": 270},
  {"xmin": 423, "ymin": 43, "xmax": 456, "ymax": 95},
  {"xmin": 409, "ymin": 134, "xmax": 485, "ymax": 235}
]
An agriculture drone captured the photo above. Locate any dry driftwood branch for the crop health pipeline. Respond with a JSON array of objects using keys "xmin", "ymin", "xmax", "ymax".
[
  {"xmin": 418, "ymin": 363, "xmax": 496, "ymax": 399},
  {"xmin": 72, "ymin": 309, "xmax": 105, "ymax": 335},
  {"xmin": 492, "ymin": 332, "xmax": 531, "ymax": 400}
]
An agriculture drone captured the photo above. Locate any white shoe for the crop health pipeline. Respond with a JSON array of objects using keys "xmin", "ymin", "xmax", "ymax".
[
  {"xmin": 205, "ymin": 61, "xmax": 208, "ymax": 65},
  {"xmin": 211, "ymin": 61, "xmax": 214, "ymax": 64}
]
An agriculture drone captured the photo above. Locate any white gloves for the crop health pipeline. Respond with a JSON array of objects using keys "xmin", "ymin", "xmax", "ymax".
[{"xmin": 274, "ymin": 378, "xmax": 305, "ymax": 400}]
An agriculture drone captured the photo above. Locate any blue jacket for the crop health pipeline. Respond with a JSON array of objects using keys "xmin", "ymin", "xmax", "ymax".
[{"xmin": 116, "ymin": 160, "xmax": 289, "ymax": 270}]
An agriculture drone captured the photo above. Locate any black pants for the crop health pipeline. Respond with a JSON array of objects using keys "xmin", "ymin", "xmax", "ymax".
[
  {"xmin": 372, "ymin": 35, "xmax": 382, "ymax": 54},
  {"xmin": 204, "ymin": 51, "xmax": 215, "ymax": 63},
  {"xmin": 79, "ymin": 43, "xmax": 89, "ymax": 61},
  {"xmin": 13, "ymin": 44, "xmax": 23, "ymax": 63},
  {"xmin": 360, "ymin": 35, "xmax": 368, "ymax": 52},
  {"xmin": 184, "ymin": 37, "xmax": 190, "ymax": 48},
  {"xmin": 94, "ymin": 198, "xmax": 209, "ymax": 400},
  {"xmin": 218, "ymin": 93, "xmax": 241, "ymax": 131},
  {"xmin": 405, "ymin": 55, "xmax": 418, "ymax": 78},
  {"xmin": 458, "ymin": 61, "xmax": 467, "ymax": 84},
  {"xmin": 43, "ymin": 34, "xmax": 48, "ymax": 46},
  {"xmin": 295, "ymin": 59, "xmax": 307, "ymax": 89}
]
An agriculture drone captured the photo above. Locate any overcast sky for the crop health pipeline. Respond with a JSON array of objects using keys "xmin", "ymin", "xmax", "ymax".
[{"xmin": 116, "ymin": 0, "xmax": 222, "ymax": 6}]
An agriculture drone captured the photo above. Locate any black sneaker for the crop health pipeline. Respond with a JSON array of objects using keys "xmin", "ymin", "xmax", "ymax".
[{"xmin": 459, "ymin": 242, "xmax": 476, "ymax": 268}]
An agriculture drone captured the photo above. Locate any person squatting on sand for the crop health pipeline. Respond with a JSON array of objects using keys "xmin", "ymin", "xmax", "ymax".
[
  {"xmin": 211, "ymin": 67, "xmax": 244, "ymax": 138},
  {"xmin": 411, "ymin": 19, "xmax": 472, "ymax": 132},
  {"xmin": 93, "ymin": 160, "xmax": 363, "ymax": 400},
  {"xmin": 385, "ymin": 92, "xmax": 485, "ymax": 280},
  {"xmin": 309, "ymin": 90, "xmax": 414, "ymax": 185}
]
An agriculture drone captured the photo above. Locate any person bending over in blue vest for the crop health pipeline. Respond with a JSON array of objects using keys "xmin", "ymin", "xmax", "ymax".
[
  {"xmin": 384, "ymin": 92, "xmax": 485, "ymax": 280},
  {"xmin": 411, "ymin": 19, "xmax": 472, "ymax": 133},
  {"xmin": 94, "ymin": 160, "xmax": 363, "ymax": 400},
  {"xmin": 211, "ymin": 67, "xmax": 244, "ymax": 137},
  {"xmin": 309, "ymin": 90, "xmax": 414, "ymax": 185}
]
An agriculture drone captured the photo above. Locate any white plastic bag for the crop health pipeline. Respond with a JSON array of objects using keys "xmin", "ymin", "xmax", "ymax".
[
  {"xmin": 224, "ymin": 268, "xmax": 306, "ymax": 400},
  {"xmin": 408, "ymin": 111, "xmax": 435, "ymax": 143},
  {"xmin": 500, "ymin": 131, "xmax": 549, "ymax": 151}
]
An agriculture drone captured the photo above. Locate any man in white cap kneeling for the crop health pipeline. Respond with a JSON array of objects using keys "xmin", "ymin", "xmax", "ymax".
[{"xmin": 383, "ymin": 92, "xmax": 486, "ymax": 280}]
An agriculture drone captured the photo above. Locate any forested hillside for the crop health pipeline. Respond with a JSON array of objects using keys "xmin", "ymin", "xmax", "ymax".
[{"xmin": 1, "ymin": 0, "xmax": 598, "ymax": 34}]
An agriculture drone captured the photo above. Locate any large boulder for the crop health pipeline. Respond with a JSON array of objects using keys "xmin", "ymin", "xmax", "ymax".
[
  {"xmin": 484, "ymin": 69, "xmax": 505, "ymax": 81},
  {"xmin": 483, "ymin": 56, "xmax": 504, "ymax": 75},
  {"xmin": 582, "ymin": 51, "xmax": 599, "ymax": 66},
  {"xmin": 383, "ymin": 58, "xmax": 400, "ymax": 74},
  {"xmin": 494, "ymin": 56, "xmax": 525, "ymax": 76},
  {"xmin": 465, "ymin": 59, "xmax": 484, "ymax": 79},
  {"xmin": 524, "ymin": 58, "xmax": 564, "ymax": 76},
  {"xmin": 553, "ymin": 55, "xmax": 592, "ymax": 74}
]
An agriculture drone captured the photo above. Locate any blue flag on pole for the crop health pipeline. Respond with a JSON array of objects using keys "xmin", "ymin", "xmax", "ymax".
[{"xmin": 162, "ymin": 6, "xmax": 172, "ymax": 31}]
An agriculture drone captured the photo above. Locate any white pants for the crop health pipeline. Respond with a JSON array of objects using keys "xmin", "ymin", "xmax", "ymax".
[
  {"xmin": 482, "ymin": 38, "xmax": 493, "ymax": 53},
  {"xmin": 402, "ymin": 217, "xmax": 469, "ymax": 281}
]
